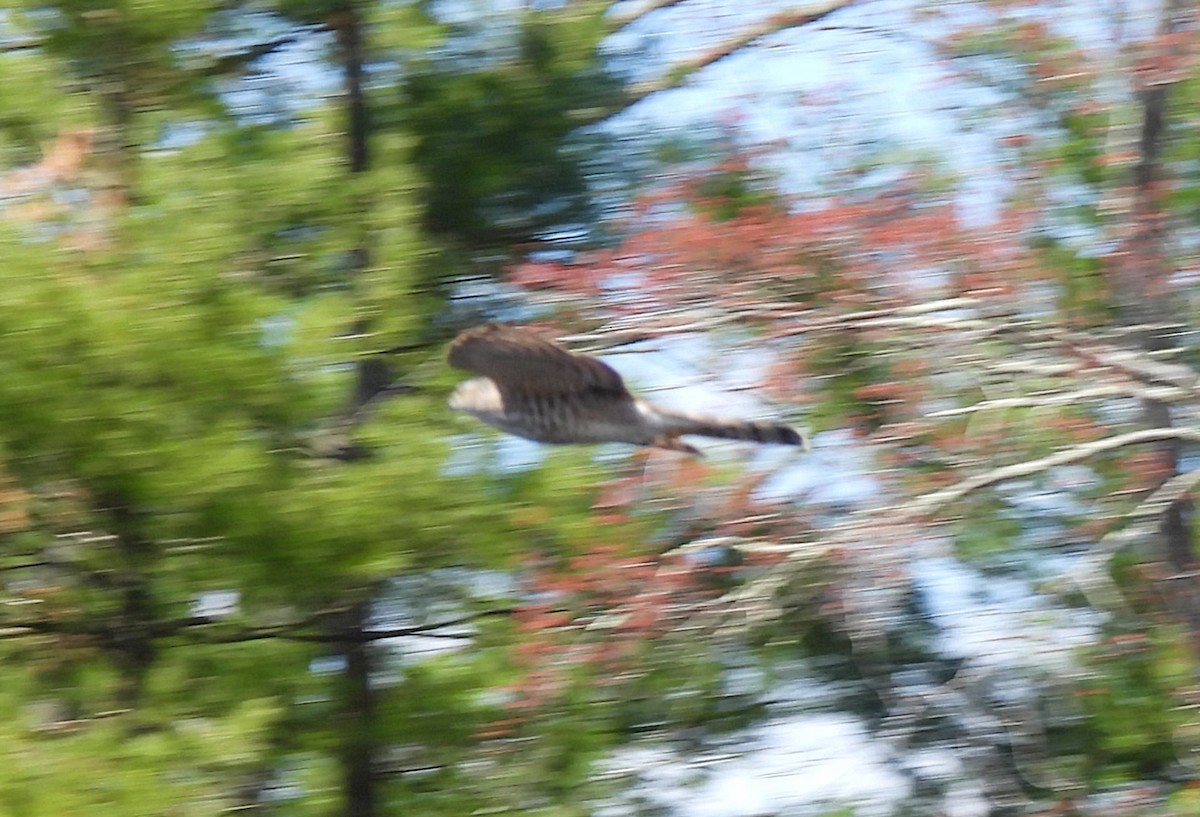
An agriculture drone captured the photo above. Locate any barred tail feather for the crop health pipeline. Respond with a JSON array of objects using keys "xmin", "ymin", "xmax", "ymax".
[{"xmin": 662, "ymin": 410, "xmax": 808, "ymax": 449}]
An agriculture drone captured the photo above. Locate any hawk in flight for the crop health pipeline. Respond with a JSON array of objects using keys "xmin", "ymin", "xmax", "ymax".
[{"xmin": 448, "ymin": 323, "xmax": 806, "ymax": 455}]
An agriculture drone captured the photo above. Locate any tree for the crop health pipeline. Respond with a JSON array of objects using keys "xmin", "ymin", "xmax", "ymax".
[
  {"xmin": 0, "ymin": 3, "xmax": 527, "ymax": 815},
  {"xmin": 12, "ymin": 0, "xmax": 1200, "ymax": 815},
  {"xmin": 486, "ymin": 1, "xmax": 1200, "ymax": 810}
]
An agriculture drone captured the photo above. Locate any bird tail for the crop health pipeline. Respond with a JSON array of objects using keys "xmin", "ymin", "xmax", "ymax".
[{"xmin": 657, "ymin": 410, "xmax": 809, "ymax": 450}]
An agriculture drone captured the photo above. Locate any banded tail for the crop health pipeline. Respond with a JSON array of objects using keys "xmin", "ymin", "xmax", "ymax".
[{"xmin": 651, "ymin": 407, "xmax": 808, "ymax": 454}]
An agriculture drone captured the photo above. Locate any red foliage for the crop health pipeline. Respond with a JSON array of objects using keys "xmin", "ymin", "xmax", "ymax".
[{"xmin": 495, "ymin": 539, "xmax": 694, "ymax": 700}]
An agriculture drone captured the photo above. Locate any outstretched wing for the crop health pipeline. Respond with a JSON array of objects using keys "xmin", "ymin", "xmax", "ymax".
[{"xmin": 448, "ymin": 323, "xmax": 629, "ymax": 398}]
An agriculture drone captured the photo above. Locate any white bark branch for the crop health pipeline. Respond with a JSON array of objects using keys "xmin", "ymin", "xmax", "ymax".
[
  {"xmin": 926, "ymin": 383, "xmax": 1193, "ymax": 418},
  {"xmin": 897, "ymin": 427, "xmax": 1200, "ymax": 521}
]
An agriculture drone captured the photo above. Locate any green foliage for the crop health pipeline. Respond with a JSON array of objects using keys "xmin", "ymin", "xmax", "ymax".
[
  {"xmin": 0, "ymin": 3, "xmax": 599, "ymax": 814},
  {"xmin": 1057, "ymin": 107, "xmax": 1108, "ymax": 189},
  {"xmin": 609, "ymin": 637, "xmax": 733, "ymax": 731},
  {"xmin": 1031, "ymin": 236, "xmax": 1110, "ymax": 324},
  {"xmin": 0, "ymin": 48, "xmax": 94, "ymax": 146},
  {"xmin": 1078, "ymin": 627, "xmax": 1193, "ymax": 783},
  {"xmin": 0, "ymin": 639, "xmax": 288, "ymax": 816},
  {"xmin": 397, "ymin": 5, "xmax": 621, "ymax": 257},
  {"xmin": 952, "ymin": 496, "xmax": 1028, "ymax": 561},
  {"xmin": 24, "ymin": 1, "xmax": 1200, "ymax": 815},
  {"xmin": 1168, "ymin": 70, "xmax": 1200, "ymax": 234},
  {"xmin": 804, "ymin": 330, "xmax": 894, "ymax": 433},
  {"xmin": 1170, "ymin": 784, "xmax": 1200, "ymax": 817},
  {"xmin": 691, "ymin": 159, "xmax": 785, "ymax": 221},
  {"xmin": 10, "ymin": 0, "xmax": 220, "ymax": 120}
]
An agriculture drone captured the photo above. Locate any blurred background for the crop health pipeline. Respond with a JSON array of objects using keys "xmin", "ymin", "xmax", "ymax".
[{"xmin": 2, "ymin": 0, "xmax": 1200, "ymax": 814}]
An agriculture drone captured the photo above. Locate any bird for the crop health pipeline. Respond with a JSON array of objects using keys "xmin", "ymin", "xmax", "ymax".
[{"xmin": 447, "ymin": 323, "xmax": 806, "ymax": 455}]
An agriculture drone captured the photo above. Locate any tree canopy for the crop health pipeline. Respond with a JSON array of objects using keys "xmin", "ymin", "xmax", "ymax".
[{"xmin": 3, "ymin": 1, "xmax": 1200, "ymax": 816}]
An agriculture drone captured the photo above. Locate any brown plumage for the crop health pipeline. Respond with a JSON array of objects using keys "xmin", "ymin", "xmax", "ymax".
[{"xmin": 448, "ymin": 323, "xmax": 806, "ymax": 455}]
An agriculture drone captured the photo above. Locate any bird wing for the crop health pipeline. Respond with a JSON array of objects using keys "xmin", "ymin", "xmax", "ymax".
[{"xmin": 448, "ymin": 323, "xmax": 629, "ymax": 398}]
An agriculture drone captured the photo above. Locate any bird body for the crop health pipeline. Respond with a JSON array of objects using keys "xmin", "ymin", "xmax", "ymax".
[
  {"xmin": 449, "ymin": 375, "xmax": 651, "ymax": 444},
  {"xmin": 448, "ymin": 324, "xmax": 805, "ymax": 455}
]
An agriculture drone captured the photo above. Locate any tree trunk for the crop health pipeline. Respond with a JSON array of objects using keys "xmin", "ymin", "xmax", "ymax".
[
  {"xmin": 331, "ymin": 13, "xmax": 384, "ymax": 812},
  {"xmin": 1111, "ymin": 0, "xmax": 1200, "ymax": 657},
  {"xmin": 339, "ymin": 601, "xmax": 376, "ymax": 817},
  {"xmin": 107, "ymin": 501, "xmax": 156, "ymax": 710},
  {"xmin": 333, "ymin": 3, "xmax": 392, "ymax": 417},
  {"xmin": 335, "ymin": 4, "xmax": 369, "ymax": 176}
]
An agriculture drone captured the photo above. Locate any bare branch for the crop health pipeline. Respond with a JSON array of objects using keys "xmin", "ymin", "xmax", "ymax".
[
  {"xmin": 562, "ymin": 296, "xmax": 992, "ymax": 351},
  {"xmin": 0, "ymin": 607, "xmax": 516, "ymax": 644},
  {"xmin": 198, "ymin": 607, "xmax": 515, "ymax": 644},
  {"xmin": 0, "ymin": 560, "xmax": 58, "ymax": 572},
  {"xmin": 898, "ymin": 427, "xmax": 1200, "ymax": 521},
  {"xmin": 195, "ymin": 34, "xmax": 301, "ymax": 78},
  {"xmin": 785, "ymin": 296, "xmax": 989, "ymax": 333},
  {"xmin": 601, "ymin": 0, "xmax": 863, "ymax": 119},
  {"xmin": 1, "ymin": 30, "xmax": 301, "ymax": 74},
  {"xmin": 926, "ymin": 383, "xmax": 1194, "ymax": 418},
  {"xmin": 1066, "ymin": 466, "xmax": 1200, "ymax": 614},
  {"xmin": 0, "ymin": 38, "xmax": 43, "ymax": 53},
  {"xmin": 1048, "ymin": 328, "xmax": 1200, "ymax": 391},
  {"xmin": 607, "ymin": 0, "xmax": 692, "ymax": 31}
]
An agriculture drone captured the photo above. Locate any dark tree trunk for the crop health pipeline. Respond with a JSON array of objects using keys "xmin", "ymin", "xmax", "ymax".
[
  {"xmin": 335, "ymin": 4, "xmax": 369, "ymax": 176},
  {"xmin": 329, "ymin": 10, "xmax": 384, "ymax": 814},
  {"xmin": 339, "ymin": 601, "xmax": 376, "ymax": 817},
  {"xmin": 335, "ymin": 0, "xmax": 371, "ymax": 281},
  {"xmin": 106, "ymin": 501, "xmax": 156, "ymax": 710},
  {"xmin": 333, "ymin": 3, "xmax": 392, "ymax": 417},
  {"xmin": 1111, "ymin": 0, "xmax": 1200, "ymax": 657}
]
